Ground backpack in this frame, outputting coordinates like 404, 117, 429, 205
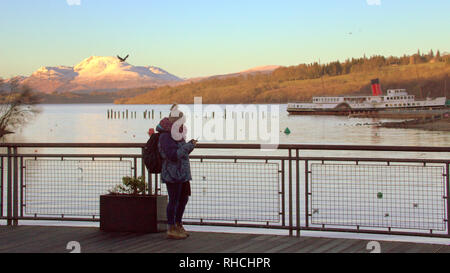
142, 133, 162, 173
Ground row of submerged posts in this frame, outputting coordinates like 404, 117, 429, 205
107, 109, 163, 120
106, 109, 270, 120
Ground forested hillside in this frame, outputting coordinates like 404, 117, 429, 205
116, 51, 450, 104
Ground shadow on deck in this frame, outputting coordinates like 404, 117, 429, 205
0, 226, 449, 253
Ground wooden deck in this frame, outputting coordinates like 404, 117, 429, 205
0, 225, 449, 253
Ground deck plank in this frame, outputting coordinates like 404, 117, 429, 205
0, 225, 449, 253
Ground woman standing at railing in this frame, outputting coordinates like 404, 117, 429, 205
157, 104, 197, 240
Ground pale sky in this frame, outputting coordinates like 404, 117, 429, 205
0, 0, 449, 79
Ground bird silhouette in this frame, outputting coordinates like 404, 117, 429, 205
117, 54, 129, 62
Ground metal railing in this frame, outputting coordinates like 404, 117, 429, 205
0, 142, 449, 239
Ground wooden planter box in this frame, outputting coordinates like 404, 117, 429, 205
100, 194, 167, 233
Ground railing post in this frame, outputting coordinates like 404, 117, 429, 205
1, 156, 3, 219
133, 157, 137, 179
281, 160, 285, 228
13, 146, 18, 226
295, 149, 300, 237
20, 156, 24, 219
6, 147, 12, 226
447, 163, 450, 237
288, 149, 293, 236
141, 148, 146, 195
305, 160, 309, 229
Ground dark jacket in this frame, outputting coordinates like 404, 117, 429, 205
156, 118, 194, 183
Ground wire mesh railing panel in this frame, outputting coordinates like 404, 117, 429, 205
310, 163, 447, 231
24, 159, 132, 216
161, 161, 280, 223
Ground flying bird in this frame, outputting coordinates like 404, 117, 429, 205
117, 54, 129, 62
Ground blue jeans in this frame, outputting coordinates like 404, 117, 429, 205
166, 182, 189, 226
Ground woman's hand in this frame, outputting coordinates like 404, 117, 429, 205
189, 139, 198, 146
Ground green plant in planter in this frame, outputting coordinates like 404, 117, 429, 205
109, 176, 147, 195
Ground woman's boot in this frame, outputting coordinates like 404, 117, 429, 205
167, 225, 187, 240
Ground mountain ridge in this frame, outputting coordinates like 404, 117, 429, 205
15, 56, 182, 94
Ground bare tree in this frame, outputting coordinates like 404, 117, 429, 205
0, 77, 41, 139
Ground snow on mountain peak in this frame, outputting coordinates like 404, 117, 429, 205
22, 56, 182, 93
74, 56, 124, 75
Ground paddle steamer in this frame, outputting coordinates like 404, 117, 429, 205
287, 79, 447, 115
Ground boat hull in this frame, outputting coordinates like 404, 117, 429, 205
287, 105, 449, 116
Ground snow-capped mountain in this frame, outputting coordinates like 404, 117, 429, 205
19, 56, 182, 93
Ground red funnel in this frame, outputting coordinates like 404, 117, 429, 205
371, 79, 382, 96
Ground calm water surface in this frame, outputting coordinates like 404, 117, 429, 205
4, 103, 449, 158
4, 103, 449, 144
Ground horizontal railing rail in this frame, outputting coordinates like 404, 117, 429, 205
0, 143, 449, 239
1, 142, 449, 152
